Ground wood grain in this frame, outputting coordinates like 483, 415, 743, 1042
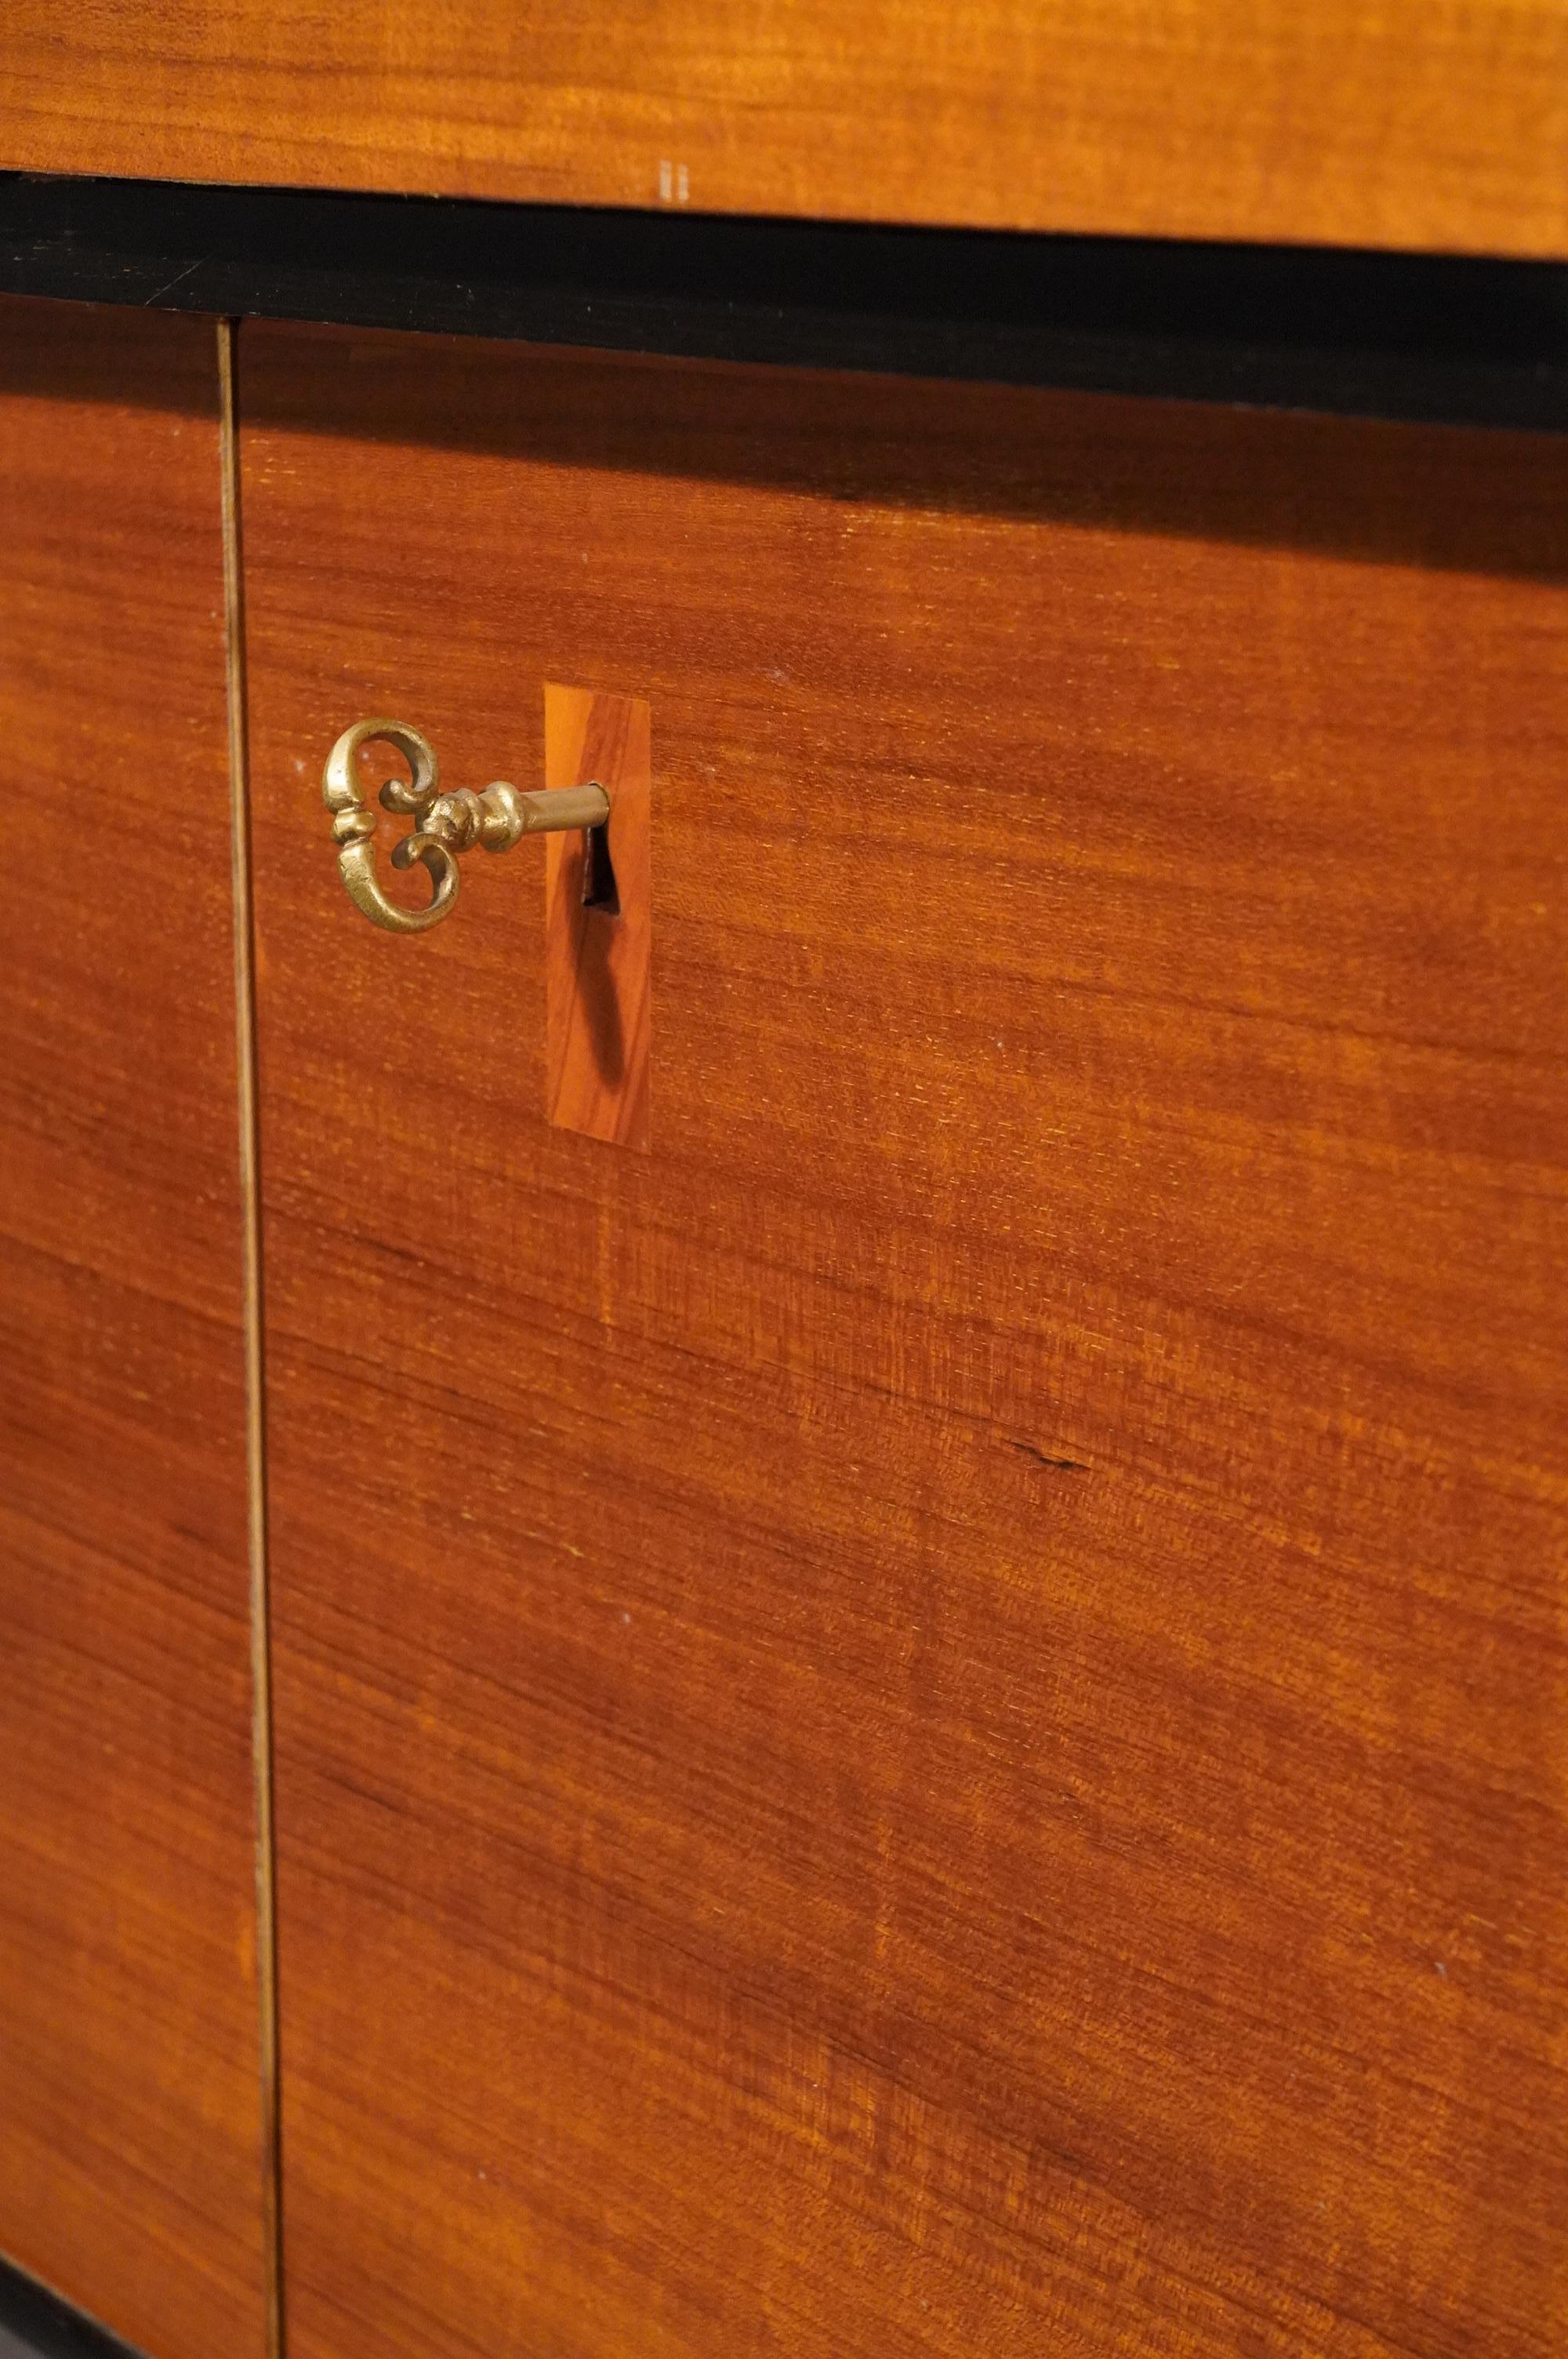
546, 683, 652, 1150
241, 318, 1568, 2359
0, 299, 267, 2359
2, 0, 1566, 260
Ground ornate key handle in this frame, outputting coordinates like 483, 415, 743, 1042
323, 718, 612, 935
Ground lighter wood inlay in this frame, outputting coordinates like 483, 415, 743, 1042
219, 314, 285, 2359
544, 682, 652, 1150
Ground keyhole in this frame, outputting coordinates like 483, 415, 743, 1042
581, 820, 619, 915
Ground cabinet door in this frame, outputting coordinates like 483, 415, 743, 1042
241, 320, 1568, 2359
0, 300, 268, 2359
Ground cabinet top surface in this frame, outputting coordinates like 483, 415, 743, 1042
0, 0, 1566, 262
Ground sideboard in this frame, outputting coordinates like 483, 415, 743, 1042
0, 14, 1564, 2357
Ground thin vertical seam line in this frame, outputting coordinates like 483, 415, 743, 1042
218, 314, 285, 2359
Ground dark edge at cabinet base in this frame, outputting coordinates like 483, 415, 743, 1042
0, 172, 1563, 430
0, 2261, 143, 2359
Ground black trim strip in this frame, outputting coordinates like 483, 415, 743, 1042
0, 2261, 142, 2359
1, 173, 1564, 430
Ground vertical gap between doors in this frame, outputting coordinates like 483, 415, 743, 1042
218, 314, 285, 2359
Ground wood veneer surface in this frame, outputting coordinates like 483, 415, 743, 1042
0, 296, 267, 2359
241, 318, 1568, 2359
1, 1, 1566, 260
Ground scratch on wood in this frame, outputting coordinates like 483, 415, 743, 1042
1010, 1440, 1090, 1472
143, 257, 202, 306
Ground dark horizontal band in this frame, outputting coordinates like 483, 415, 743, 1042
0, 2258, 140, 2359
0, 172, 1564, 430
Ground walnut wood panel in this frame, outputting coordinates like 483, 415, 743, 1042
2, 2, 1568, 261
0, 298, 268, 2359
241, 318, 1568, 2359
546, 683, 652, 1150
